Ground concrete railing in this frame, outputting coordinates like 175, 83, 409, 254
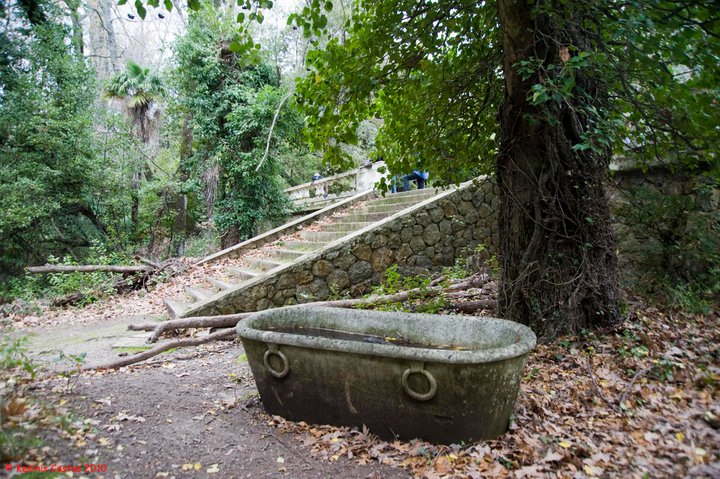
286, 161, 386, 211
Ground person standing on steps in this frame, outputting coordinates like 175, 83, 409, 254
311, 172, 328, 198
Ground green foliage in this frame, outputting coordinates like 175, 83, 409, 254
0, 429, 43, 464
373, 264, 430, 296
172, 7, 297, 242
183, 227, 221, 258
617, 186, 719, 312
442, 260, 470, 282
104, 61, 164, 143
294, 1, 501, 187
55, 351, 87, 394
0, 335, 84, 465
105, 61, 164, 109
473, 244, 500, 276
414, 296, 449, 314
602, 2, 719, 174
291, 0, 718, 206
0, 336, 43, 462
9, 242, 125, 304
0, 337, 39, 381
0, 3, 99, 276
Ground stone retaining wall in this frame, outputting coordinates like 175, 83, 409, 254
194, 179, 498, 316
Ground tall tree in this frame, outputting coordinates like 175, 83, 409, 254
289, 0, 718, 338
105, 61, 164, 144
104, 61, 165, 234
0, 0, 100, 274
172, 7, 294, 248
495, 1, 620, 336
86, 0, 122, 79
125, 0, 718, 337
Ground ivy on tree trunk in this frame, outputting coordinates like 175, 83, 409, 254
497, 0, 622, 338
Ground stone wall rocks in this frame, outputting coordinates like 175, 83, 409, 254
198, 179, 498, 316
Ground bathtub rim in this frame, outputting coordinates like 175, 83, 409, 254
236, 305, 536, 365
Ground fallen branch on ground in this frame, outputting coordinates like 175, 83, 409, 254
129, 273, 494, 344
32, 257, 191, 306
88, 328, 235, 370
110, 273, 496, 369
443, 299, 496, 313
134, 255, 162, 269
130, 313, 252, 343
27, 264, 150, 274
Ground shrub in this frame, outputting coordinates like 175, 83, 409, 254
617, 186, 719, 312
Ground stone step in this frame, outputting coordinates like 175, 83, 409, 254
185, 286, 215, 302
366, 189, 436, 206
391, 186, 439, 197
226, 266, 259, 281
360, 203, 425, 214
292, 193, 356, 211
280, 240, 325, 252
207, 276, 237, 290
298, 230, 349, 242
321, 221, 374, 233
337, 212, 390, 223
265, 248, 307, 262
164, 299, 192, 320
245, 257, 286, 272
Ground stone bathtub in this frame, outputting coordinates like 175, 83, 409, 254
236, 305, 536, 443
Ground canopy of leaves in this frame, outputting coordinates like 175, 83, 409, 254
105, 61, 164, 111
0, 3, 98, 274
295, 0, 502, 186
104, 61, 165, 144
171, 6, 296, 242
291, 0, 718, 185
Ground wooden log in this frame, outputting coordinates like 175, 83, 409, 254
133, 255, 162, 269
444, 299, 497, 313
27, 264, 151, 274
146, 313, 250, 343
129, 273, 494, 343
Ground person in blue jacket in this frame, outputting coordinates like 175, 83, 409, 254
403, 170, 429, 191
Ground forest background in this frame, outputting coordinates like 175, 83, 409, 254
0, 0, 718, 318
0, 0, 379, 300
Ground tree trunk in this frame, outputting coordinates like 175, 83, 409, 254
27, 264, 150, 274
130, 170, 141, 236
221, 224, 240, 249
496, 0, 621, 339
87, 0, 120, 79
173, 114, 193, 256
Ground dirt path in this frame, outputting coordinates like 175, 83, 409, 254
24, 314, 163, 371
26, 341, 409, 479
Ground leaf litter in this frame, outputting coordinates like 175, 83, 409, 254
254, 300, 719, 478
3, 246, 718, 478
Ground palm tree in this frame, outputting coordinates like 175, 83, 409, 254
104, 61, 164, 144
104, 61, 165, 235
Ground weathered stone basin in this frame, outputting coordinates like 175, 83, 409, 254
236, 305, 536, 443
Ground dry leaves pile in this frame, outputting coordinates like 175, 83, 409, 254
264, 303, 719, 478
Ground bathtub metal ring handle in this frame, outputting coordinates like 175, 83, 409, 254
401, 365, 437, 402
263, 346, 289, 379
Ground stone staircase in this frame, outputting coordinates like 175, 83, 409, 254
164, 187, 440, 319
